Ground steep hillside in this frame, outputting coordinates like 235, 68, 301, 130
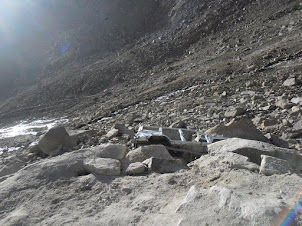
0, 0, 302, 121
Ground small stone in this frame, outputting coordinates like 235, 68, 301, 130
293, 119, 302, 131
105, 128, 119, 139
224, 107, 246, 118
291, 97, 302, 105
114, 124, 135, 138
245, 81, 255, 87
283, 77, 297, 87
276, 98, 293, 109
221, 91, 227, 97
169, 120, 187, 129
291, 106, 301, 113
261, 119, 278, 128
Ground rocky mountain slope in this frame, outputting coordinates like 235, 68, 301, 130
1, 0, 302, 225
1, 0, 302, 121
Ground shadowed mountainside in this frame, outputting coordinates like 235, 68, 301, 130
0, 0, 301, 120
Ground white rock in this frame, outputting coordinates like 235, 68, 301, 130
84, 158, 121, 176
105, 128, 119, 139
291, 97, 302, 105
283, 77, 297, 87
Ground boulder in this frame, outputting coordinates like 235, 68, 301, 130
38, 127, 76, 156
205, 117, 268, 142
92, 144, 127, 160
125, 162, 146, 175
84, 158, 121, 176
126, 145, 174, 163
208, 138, 302, 173
224, 107, 246, 118
143, 157, 188, 173
259, 155, 292, 176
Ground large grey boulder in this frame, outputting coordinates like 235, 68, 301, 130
205, 117, 268, 142
38, 127, 76, 156
91, 144, 127, 160
126, 145, 174, 163
84, 158, 121, 176
260, 155, 293, 176
143, 157, 188, 173
208, 138, 302, 173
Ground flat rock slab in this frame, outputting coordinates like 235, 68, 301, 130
205, 117, 268, 142
84, 158, 121, 176
143, 157, 188, 173
260, 155, 292, 176
126, 145, 174, 163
